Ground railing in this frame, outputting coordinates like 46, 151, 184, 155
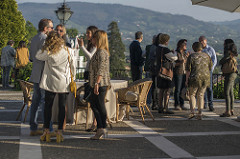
75, 68, 240, 99
75, 67, 132, 81
213, 74, 240, 99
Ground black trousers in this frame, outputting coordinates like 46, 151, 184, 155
44, 90, 68, 130
131, 65, 143, 82
90, 86, 108, 129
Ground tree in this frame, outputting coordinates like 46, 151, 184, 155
67, 28, 79, 38
107, 21, 126, 76
25, 21, 37, 43
0, 0, 27, 51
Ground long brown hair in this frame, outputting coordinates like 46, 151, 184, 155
42, 31, 65, 54
86, 26, 98, 51
93, 30, 110, 56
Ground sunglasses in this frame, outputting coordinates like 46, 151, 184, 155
48, 27, 54, 29
56, 29, 63, 33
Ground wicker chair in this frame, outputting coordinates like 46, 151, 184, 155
75, 85, 112, 129
75, 85, 91, 129
16, 80, 34, 122
115, 78, 154, 123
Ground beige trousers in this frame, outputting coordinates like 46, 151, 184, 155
189, 86, 207, 115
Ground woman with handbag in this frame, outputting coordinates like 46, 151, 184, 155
156, 34, 178, 114
219, 39, 238, 117
36, 31, 75, 143
89, 30, 110, 140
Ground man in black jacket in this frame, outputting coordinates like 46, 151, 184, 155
129, 31, 145, 81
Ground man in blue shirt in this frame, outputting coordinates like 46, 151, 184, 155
129, 31, 145, 81
199, 36, 217, 111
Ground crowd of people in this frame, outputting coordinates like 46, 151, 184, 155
0, 18, 238, 143
129, 31, 238, 120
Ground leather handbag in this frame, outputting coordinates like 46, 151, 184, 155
158, 48, 173, 81
180, 87, 190, 101
66, 47, 77, 98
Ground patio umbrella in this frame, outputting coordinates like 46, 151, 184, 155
191, 0, 240, 12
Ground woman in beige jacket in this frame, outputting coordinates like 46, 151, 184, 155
89, 30, 110, 140
36, 31, 75, 143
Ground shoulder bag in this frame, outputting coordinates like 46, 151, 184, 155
66, 47, 77, 98
158, 48, 173, 81
221, 56, 238, 74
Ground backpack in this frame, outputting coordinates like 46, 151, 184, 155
221, 56, 238, 74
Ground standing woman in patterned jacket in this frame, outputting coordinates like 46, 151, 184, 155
89, 30, 110, 140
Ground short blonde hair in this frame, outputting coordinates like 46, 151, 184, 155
42, 31, 65, 54
93, 30, 110, 56
159, 34, 170, 44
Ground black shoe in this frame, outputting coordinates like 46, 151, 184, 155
158, 108, 164, 114
152, 105, 158, 110
209, 107, 214, 111
180, 105, 188, 110
174, 106, 181, 110
164, 110, 174, 114
220, 113, 230, 117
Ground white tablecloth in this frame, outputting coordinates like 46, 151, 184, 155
52, 80, 128, 124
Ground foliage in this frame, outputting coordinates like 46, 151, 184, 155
213, 78, 240, 99
14, 63, 33, 90
25, 21, 37, 44
107, 21, 126, 77
0, 0, 27, 52
67, 28, 79, 38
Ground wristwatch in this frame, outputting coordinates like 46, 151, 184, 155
95, 83, 99, 85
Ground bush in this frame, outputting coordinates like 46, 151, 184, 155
213, 79, 240, 99
14, 63, 32, 90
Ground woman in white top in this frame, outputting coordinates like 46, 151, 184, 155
36, 31, 75, 143
78, 26, 98, 80
78, 26, 98, 132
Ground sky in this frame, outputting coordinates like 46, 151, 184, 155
16, 0, 240, 22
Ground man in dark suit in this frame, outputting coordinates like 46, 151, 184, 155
129, 31, 145, 81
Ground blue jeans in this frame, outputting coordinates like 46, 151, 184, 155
2, 66, 12, 88
145, 72, 152, 106
30, 83, 53, 131
204, 72, 213, 108
174, 74, 185, 107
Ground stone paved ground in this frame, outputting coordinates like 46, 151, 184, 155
1, 88, 240, 159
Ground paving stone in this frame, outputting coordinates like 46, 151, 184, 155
0, 122, 21, 136
166, 134, 240, 157
0, 139, 19, 159
64, 122, 139, 136
0, 101, 23, 110
41, 137, 169, 159
0, 112, 20, 121
144, 120, 240, 133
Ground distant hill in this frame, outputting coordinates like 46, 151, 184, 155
18, 2, 240, 53
213, 19, 240, 34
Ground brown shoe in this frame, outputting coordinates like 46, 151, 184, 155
188, 113, 195, 119
195, 114, 202, 120
30, 130, 43, 136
